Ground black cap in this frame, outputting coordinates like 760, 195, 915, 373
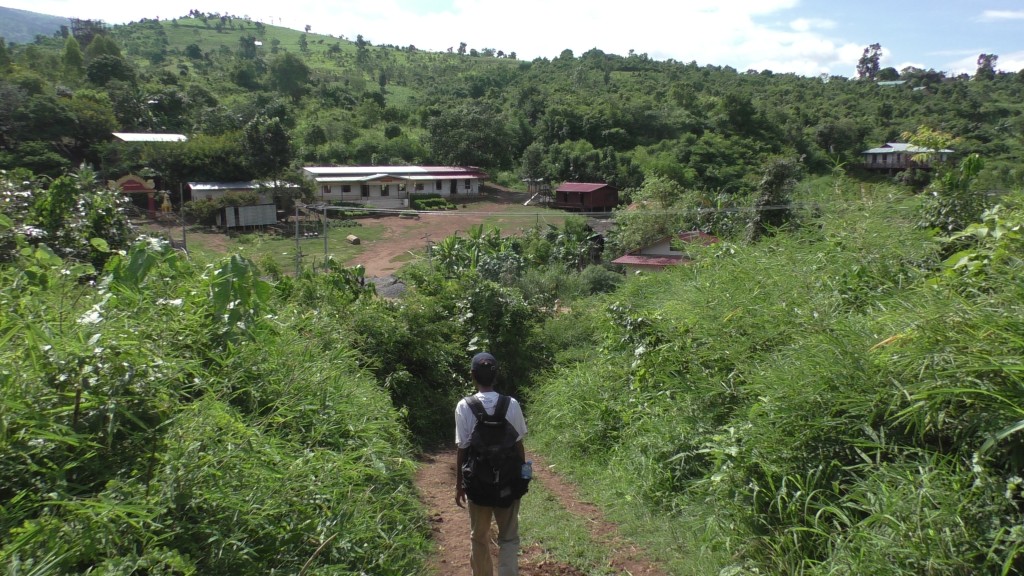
471, 352, 498, 384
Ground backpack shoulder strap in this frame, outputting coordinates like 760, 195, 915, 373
465, 395, 487, 422
493, 394, 510, 420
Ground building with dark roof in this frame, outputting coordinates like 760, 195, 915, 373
552, 182, 619, 212
612, 230, 719, 273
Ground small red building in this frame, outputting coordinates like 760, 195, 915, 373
552, 182, 618, 212
612, 230, 720, 273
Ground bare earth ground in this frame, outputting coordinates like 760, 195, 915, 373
417, 449, 668, 576
346, 186, 547, 277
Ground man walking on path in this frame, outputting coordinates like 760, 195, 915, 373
455, 352, 528, 576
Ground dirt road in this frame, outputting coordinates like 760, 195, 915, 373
343, 187, 558, 277
416, 449, 668, 575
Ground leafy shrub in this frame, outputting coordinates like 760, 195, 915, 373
578, 264, 623, 295
182, 191, 260, 225
0, 239, 432, 574
411, 194, 455, 210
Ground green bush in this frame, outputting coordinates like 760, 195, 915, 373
182, 191, 260, 225
0, 239, 431, 574
410, 194, 455, 211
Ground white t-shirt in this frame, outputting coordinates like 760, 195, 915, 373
455, 391, 527, 449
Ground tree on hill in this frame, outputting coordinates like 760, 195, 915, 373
70, 18, 107, 48
84, 34, 121, 60
61, 35, 84, 78
269, 52, 310, 101
426, 100, 515, 168
857, 43, 882, 80
86, 54, 136, 86
244, 115, 293, 177
975, 53, 998, 81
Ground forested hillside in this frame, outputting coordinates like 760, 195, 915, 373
2, 10, 1024, 576
0, 6, 68, 44
2, 12, 1023, 196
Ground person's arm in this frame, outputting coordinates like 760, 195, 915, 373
455, 447, 468, 508
516, 440, 525, 462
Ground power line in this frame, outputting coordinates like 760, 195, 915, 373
298, 201, 912, 220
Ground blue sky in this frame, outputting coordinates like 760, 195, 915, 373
3, 0, 1022, 77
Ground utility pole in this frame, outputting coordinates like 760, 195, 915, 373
294, 203, 301, 276
179, 182, 187, 252
323, 204, 328, 263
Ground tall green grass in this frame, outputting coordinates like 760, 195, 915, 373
527, 188, 1024, 573
0, 239, 431, 574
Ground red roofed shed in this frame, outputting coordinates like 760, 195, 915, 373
612, 230, 720, 273
552, 182, 618, 212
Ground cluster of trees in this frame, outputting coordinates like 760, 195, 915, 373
3, 17, 1024, 210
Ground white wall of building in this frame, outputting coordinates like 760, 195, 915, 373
316, 179, 481, 205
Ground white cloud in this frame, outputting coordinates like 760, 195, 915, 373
790, 17, 836, 32
998, 51, 1024, 73
977, 10, 1024, 21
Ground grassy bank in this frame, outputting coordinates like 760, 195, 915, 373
527, 186, 1024, 574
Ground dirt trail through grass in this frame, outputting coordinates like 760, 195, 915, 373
416, 449, 668, 575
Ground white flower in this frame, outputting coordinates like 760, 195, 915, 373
78, 307, 103, 325
144, 236, 167, 250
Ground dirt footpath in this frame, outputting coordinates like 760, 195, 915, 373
416, 449, 668, 575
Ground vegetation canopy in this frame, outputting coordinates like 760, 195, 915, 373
1, 11, 1023, 575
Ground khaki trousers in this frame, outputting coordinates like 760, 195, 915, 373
468, 499, 520, 576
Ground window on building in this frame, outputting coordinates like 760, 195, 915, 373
381, 184, 390, 196
342, 184, 351, 193
361, 185, 370, 197
435, 181, 442, 190
415, 183, 424, 191
322, 185, 330, 195
464, 179, 471, 190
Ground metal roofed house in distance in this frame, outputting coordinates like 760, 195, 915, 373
188, 180, 299, 205
188, 180, 299, 228
862, 142, 953, 172
551, 182, 619, 212
612, 230, 720, 273
112, 132, 188, 142
302, 165, 488, 208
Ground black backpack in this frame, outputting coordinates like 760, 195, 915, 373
461, 394, 528, 507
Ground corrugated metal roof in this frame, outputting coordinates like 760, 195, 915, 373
189, 181, 258, 191
611, 254, 690, 267
677, 230, 720, 245
315, 174, 479, 183
303, 165, 487, 177
862, 142, 954, 154
556, 182, 614, 193
113, 132, 188, 142
189, 180, 298, 191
